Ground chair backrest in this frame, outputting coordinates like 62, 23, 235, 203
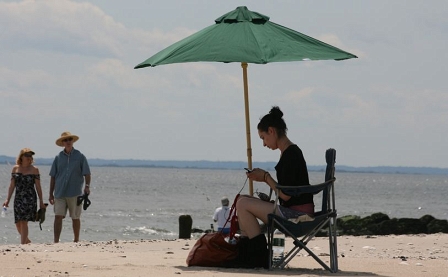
320, 148, 336, 213
268, 148, 338, 272
325, 148, 336, 182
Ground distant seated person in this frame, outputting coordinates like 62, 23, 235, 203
213, 197, 231, 235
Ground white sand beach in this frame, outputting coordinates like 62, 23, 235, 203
1, 234, 447, 277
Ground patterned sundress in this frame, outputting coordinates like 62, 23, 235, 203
11, 173, 39, 223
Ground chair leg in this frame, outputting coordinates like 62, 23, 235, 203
268, 224, 273, 270
271, 217, 337, 273
329, 217, 338, 272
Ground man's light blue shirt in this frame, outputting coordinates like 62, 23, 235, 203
49, 148, 91, 198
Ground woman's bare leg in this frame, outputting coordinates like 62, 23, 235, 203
236, 196, 276, 239
16, 221, 30, 244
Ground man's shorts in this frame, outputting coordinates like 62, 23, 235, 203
54, 197, 82, 219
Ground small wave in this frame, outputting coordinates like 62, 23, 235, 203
122, 226, 176, 237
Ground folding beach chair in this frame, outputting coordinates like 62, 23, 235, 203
267, 148, 338, 272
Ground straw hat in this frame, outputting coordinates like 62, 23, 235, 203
55, 131, 79, 147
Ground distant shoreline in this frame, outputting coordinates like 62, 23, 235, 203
1, 155, 447, 175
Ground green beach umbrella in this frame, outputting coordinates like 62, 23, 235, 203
135, 6, 357, 195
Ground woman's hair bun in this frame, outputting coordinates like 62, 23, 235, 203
269, 106, 283, 119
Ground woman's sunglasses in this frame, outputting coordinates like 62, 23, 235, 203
23, 153, 34, 158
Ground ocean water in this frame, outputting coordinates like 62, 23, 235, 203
1, 165, 447, 245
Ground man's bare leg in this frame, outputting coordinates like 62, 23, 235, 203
72, 218, 80, 242
54, 215, 64, 243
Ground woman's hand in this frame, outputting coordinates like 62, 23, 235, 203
246, 168, 267, 182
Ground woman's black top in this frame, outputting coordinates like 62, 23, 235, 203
275, 144, 313, 207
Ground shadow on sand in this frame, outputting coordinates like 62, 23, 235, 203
175, 266, 382, 276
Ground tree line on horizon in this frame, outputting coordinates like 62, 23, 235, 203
0, 155, 447, 175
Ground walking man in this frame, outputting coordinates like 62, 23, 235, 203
49, 131, 91, 243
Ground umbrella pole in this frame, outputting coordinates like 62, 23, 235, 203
241, 62, 253, 195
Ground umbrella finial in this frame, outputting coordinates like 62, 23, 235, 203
215, 6, 270, 24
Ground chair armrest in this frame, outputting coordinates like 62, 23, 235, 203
276, 178, 335, 196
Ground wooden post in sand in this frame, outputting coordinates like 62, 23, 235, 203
179, 215, 192, 239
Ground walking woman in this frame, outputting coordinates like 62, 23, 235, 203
2, 148, 45, 244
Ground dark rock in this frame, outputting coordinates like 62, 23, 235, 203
363, 213, 390, 224
191, 228, 204, 233
337, 214, 390, 236
333, 213, 448, 236
419, 214, 436, 225
427, 219, 448, 233
378, 218, 427, 235
397, 218, 427, 234
337, 215, 362, 235
376, 219, 394, 235
357, 213, 390, 235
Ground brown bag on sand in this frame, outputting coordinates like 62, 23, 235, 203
186, 232, 238, 267
187, 194, 240, 267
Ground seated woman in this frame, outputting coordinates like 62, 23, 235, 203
225, 106, 314, 269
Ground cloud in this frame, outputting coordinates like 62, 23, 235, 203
0, 0, 195, 59
1, 0, 117, 56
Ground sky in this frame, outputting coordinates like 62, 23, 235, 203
1, 0, 447, 168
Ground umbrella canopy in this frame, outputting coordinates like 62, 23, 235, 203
135, 6, 356, 67
135, 6, 357, 194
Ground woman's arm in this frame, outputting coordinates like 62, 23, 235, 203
264, 172, 291, 202
247, 168, 291, 201
3, 167, 17, 207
